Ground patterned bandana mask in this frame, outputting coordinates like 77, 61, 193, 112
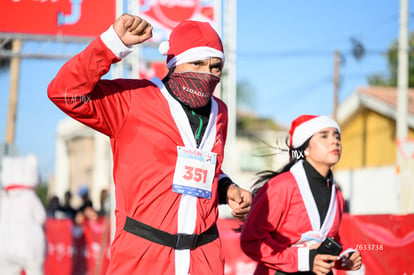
166, 72, 220, 108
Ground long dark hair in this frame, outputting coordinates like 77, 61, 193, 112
251, 138, 310, 197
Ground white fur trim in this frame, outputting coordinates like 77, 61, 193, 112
152, 77, 219, 275
176, 194, 197, 275
291, 161, 320, 230
166, 46, 225, 69
1, 155, 39, 187
320, 183, 337, 234
297, 246, 310, 271
100, 26, 133, 59
290, 160, 339, 236
292, 116, 340, 148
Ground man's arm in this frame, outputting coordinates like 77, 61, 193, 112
47, 14, 153, 136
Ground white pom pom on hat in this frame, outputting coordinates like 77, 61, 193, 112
289, 115, 341, 149
158, 41, 170, 56
159, 20, 224, 69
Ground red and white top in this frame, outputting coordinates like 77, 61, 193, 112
48, 27, 229, 275
240, 160, 345, 275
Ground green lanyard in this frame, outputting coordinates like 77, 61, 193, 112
191, 110, 203, 142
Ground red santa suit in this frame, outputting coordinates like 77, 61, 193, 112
48, 26, 229, 274
0, 155, 46, 275
240, 160, 345, 275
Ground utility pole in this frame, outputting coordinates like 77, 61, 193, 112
5, 39, 21, 151
396, 0, 413, 214
397, 0, 408, 142
222, 0, 237, 177
332, 50, 341, 121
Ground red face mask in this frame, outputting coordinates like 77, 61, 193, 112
166, 72, 220, 108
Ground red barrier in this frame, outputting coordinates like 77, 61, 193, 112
43, 214, 414, 275
217, 218, 257, 275
44, 218, 110, 275
336, 214, 414, 275
44, 219, 76, 275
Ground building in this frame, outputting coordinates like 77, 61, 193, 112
50, 118, 112, 209
335, 86, 414, 214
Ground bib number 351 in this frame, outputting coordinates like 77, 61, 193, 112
183, 166, 208, 183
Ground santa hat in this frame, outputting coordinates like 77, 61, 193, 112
1, 155, 39, 188
159, 20, 224, 70
289, 115, 341, 149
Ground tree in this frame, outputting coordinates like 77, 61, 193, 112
235, 80, 282, 134
236, 80, 256, 110
368, 32, 414, 87
35, 182, 49, 208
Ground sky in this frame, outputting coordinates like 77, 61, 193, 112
1, 0, 413, 179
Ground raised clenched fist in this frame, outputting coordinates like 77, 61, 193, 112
113, 13, 153, 46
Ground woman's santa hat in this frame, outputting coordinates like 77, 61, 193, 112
159, 20, 224, 70
289, 115, 341, 149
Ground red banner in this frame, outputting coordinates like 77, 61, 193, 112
336, 214, 414, 275
39, 214, 414, 275
139, 0, 216, 43
0, 0, 116, 37
140, 0, 215, 30
44, 219, 75, 275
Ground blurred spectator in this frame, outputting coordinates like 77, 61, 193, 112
75, 186, 97, 224
97, 189, 110, 217
59, 190, 76, 220
77, 185, 93, 213
47, 195, 61, 218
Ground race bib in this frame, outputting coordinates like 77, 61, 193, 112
172, 146, 217, 199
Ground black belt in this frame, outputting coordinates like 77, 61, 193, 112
123, 216, 219, 250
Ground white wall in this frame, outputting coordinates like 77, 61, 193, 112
335, 166, 400, 214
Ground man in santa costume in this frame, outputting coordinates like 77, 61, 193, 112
0, 155, 46, 275
48, 14, 251, 275
240, 115, 362, 275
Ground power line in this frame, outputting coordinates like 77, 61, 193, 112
264, 76, 332, 102
238, 14, 402, 59
237, 49, 387, 59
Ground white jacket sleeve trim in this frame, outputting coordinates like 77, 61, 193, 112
100, 26, 133, 59
298, 247, 310, 272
